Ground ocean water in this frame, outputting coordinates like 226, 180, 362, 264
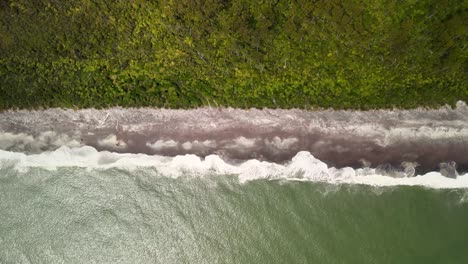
1, 148, 468, 264
1, 105, 468, 263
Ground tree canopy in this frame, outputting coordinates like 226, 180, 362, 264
0, 0, 466, 109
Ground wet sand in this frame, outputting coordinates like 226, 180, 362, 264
1, 103, 467, 174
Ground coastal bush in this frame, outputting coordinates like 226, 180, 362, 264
0, 0, 466, 109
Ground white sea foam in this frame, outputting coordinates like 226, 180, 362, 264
226, 137, 258, 149
97, 134, 127, 150
264, 137, 299, 150
0, 131, 81, 152
146, 139, 179, 151
0, 146, 467, 189
181, 140, 217, 150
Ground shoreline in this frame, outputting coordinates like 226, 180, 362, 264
1, 103, 467, 174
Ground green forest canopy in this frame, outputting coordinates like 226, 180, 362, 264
0, 0, 466, 109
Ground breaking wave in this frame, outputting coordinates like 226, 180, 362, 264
1, 146, 467, 189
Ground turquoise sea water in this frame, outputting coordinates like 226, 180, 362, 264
1, 167, 468, 264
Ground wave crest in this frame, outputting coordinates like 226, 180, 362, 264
1, 146, 467, 188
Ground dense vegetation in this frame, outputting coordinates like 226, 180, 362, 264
0, 0, 466, 109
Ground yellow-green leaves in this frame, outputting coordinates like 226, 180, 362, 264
0, 0, 466, 110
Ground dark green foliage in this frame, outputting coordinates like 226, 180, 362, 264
0, 0, 466, 110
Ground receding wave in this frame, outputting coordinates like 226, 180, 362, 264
1, 146, 467, 189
